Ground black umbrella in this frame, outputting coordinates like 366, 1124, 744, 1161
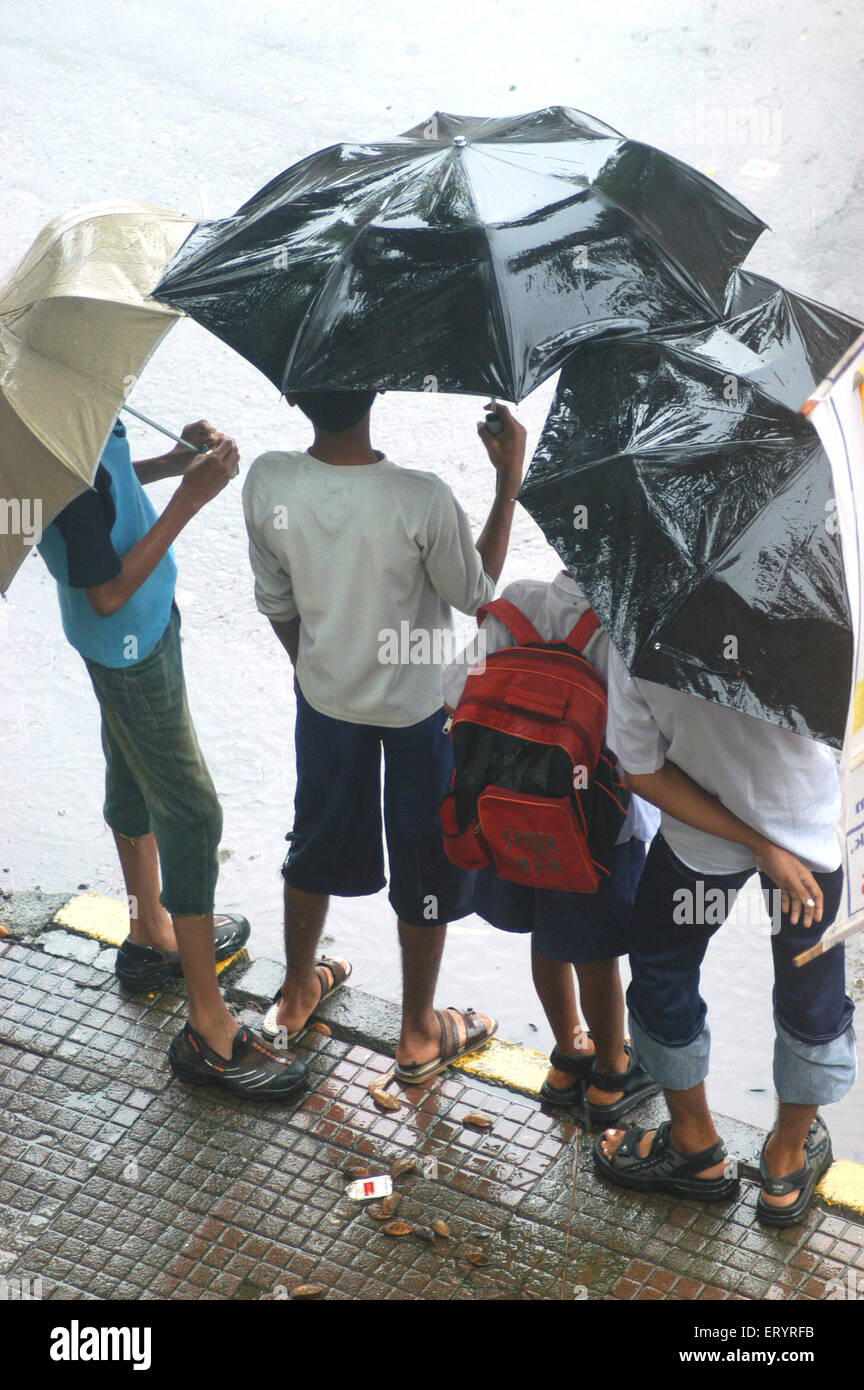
519, 281, 862, 746
154, 107, 765, 402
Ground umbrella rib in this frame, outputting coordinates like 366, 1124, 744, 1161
1, 291, 175, 319
522, 436, 796, 499
453, 152, 521, 400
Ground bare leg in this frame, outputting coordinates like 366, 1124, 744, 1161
172, 913, 239, 1058
395, 918, 494, 1069
532, 951, 630, 1102
531, 950, 587, 1050
600, 1082, 728, 1180
113, 831, 238, 1058
575, 959, 629, 1106
273, 884, 347, 1034
760, 1102, 819, 1209
395, 919, 447, 1067
112, 831, 176, 952
531, 948, 594, 1092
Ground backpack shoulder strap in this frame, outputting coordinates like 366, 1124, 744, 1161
563, 608, 601, 653
476, 597, 544, 646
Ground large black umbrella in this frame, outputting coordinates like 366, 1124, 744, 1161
154, 107, 765, 402
519, 279, 862, 746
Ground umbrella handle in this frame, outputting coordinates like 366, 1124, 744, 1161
485, 396, 505, 436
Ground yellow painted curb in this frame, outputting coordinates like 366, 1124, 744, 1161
456, 1040, 864, 1218
54, 892, 129, 946
451, 1037, 549, 1098
30, 896, 864, 1208
50, 892, 248, 974
818, 1159, 864, 1217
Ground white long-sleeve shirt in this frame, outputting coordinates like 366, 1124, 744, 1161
604, 661, 841, 875
242, 449, 494, 727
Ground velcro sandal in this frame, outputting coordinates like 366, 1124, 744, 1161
585, 1043, 660, 1125
593, 1119, 739, 1201
539, 1042, 595, 1107
756, 1115, 832, 1227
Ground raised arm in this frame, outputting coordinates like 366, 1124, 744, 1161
86, 437, 239, 616
474, 403, 526, 584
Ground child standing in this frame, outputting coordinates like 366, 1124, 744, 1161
242, 391, 526, 1080
443, 569, 660, 1124
594, 634, 854, 1224
38, 417, 307, 1100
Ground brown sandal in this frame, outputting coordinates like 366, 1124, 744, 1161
394, 1006, 498, 1083
260, 956, 352, 1042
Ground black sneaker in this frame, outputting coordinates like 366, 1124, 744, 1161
168, 1022, 308, 1099
115, 913, 251, 992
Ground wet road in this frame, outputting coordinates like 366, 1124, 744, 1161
1, 0, 863, 1156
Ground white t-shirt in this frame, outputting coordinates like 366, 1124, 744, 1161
242, 450, 494, 727
442, 572, 661, 845
603, 626, 842, 875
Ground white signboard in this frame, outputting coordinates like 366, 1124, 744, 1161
797, 331, 864, 964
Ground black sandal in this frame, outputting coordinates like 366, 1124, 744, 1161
539, 1042, 595, 1107
593, 1119, 739, 1201
585, 1044, 660, 1125
756, 1116, 832, 1227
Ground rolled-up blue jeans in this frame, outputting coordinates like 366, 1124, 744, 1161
627, 835, 856, 1106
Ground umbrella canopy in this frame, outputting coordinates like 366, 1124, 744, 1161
0, 201, 195, 592
519, 283, 863, 747
721, 268, 864, 409
154, 106, 766, 402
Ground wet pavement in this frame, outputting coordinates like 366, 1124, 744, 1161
2, 910, 863, 1302
2, 0, 864, 1155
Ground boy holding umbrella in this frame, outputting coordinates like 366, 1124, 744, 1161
38, 417, 308, 1100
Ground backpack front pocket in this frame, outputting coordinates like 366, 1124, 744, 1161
476, 787, 600, 893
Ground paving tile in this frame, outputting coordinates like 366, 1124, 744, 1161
2, 939, 864, 1301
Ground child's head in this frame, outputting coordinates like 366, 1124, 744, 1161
287, 389, 377, 433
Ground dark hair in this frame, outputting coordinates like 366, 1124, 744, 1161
290, 389, 377, 433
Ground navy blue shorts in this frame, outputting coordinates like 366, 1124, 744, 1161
470, 836, 648, 963
283, 687, 474, 928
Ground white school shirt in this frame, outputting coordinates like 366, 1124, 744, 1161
242, 450, 494, 727
603, 634, 842, 876
442, 572, 660, 845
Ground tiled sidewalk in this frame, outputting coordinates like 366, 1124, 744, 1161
1, 930, 863, 1301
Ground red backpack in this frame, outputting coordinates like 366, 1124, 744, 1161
440, 598, 629, 893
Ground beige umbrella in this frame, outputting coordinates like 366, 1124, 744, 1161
0, 200, 196, 592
